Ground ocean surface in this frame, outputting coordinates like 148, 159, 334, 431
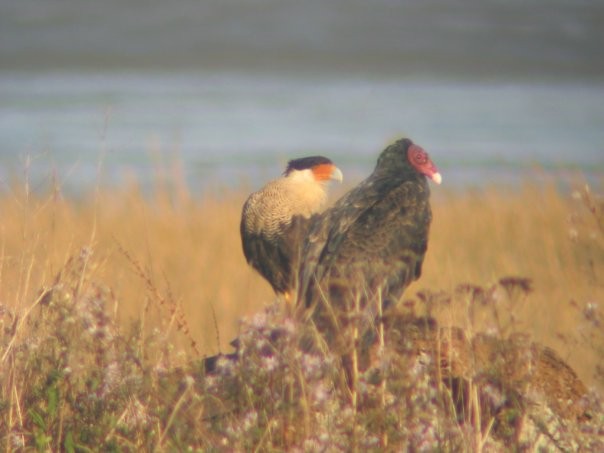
1, 1, 603, 195
1, 71, 602, 195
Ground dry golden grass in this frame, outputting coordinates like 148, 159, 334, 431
423, 183, 604, 391
0, 175, 602, 393
0, 181, 272, 358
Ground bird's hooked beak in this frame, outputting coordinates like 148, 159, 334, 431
422, 153, 441, 185
312, 163, 343, 183
330, 166, 344, 183
419, 161, 442, 185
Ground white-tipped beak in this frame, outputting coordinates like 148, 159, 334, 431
331, 166, 344, 183
431, 172, 442, 185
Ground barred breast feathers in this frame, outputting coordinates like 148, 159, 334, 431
242, 169, 329, 240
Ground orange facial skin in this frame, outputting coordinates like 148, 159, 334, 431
312, 163, 338, 182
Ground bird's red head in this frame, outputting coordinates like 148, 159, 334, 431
407, 144, 442, 184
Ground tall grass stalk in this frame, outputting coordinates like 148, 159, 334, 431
0, 165, 601, 450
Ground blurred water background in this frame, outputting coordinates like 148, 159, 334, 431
1, 0, 603, 194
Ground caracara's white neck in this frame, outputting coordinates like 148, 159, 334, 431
285, 169, 328, 216
287, 168, 319, 183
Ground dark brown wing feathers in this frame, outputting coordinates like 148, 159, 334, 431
298, 139, 433, 314
241, 214, 312, 294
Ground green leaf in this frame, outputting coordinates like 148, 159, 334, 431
47, 386, 59, 418
33, 431, 50, 451
64, 431, 75, 453
28, 409, 46, 430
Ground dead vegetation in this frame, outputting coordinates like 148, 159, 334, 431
0, 169, 602, 450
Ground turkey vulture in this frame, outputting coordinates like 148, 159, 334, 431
297, 138, 441, 347
241, 156, 343, 299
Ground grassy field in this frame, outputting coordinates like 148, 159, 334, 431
0, 172, 602, 450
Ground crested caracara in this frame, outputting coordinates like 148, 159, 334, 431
241, 156, 343, 298
297, 138, 441, 348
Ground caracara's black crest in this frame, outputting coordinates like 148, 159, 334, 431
285, 156, 333, 175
